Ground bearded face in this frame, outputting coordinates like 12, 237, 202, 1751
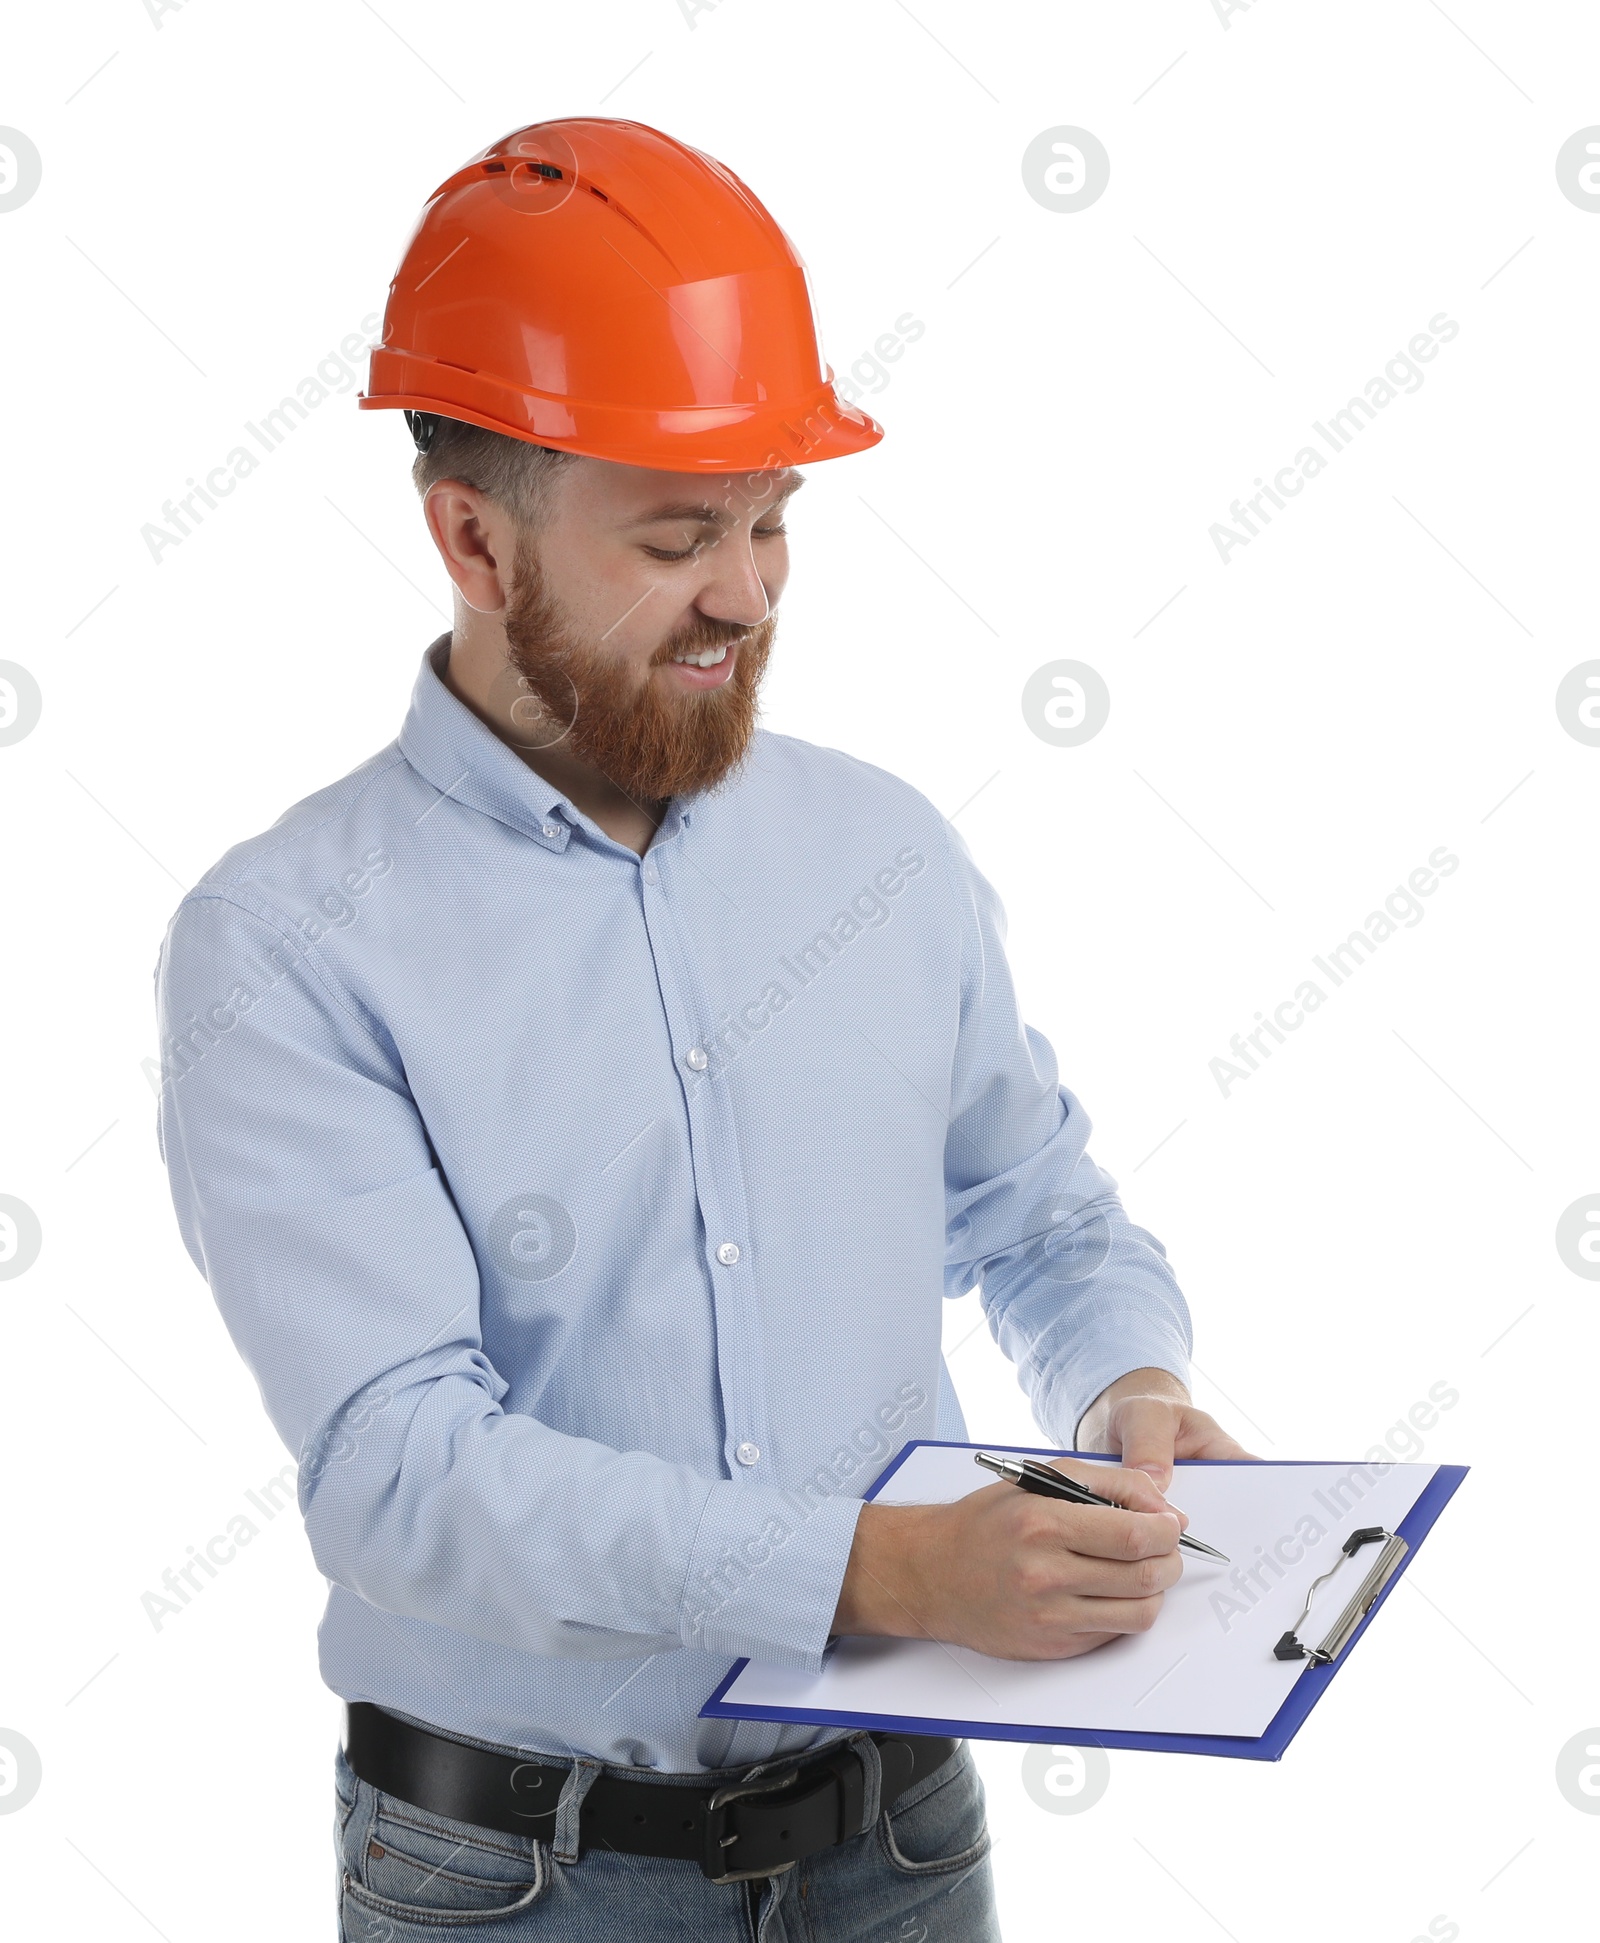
500, 527, 777, 805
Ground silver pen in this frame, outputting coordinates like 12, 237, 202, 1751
975, 1451, 1230, 1562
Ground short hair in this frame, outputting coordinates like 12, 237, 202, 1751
410, 418, 580, 528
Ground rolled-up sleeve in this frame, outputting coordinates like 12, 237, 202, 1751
936, 822, 1194, 1447
154, 891, 860, 1673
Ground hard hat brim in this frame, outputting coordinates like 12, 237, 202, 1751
360, 353, 882, 475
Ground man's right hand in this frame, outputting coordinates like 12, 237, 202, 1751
830, 1460, 1187, 1661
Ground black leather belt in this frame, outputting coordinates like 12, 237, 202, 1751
344, 1701, 957, 1884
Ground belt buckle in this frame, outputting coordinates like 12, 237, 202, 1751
700, 1764, 807, 1884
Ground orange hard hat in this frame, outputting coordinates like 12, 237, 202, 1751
360, 118, 884, 474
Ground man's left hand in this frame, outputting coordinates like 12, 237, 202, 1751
1075, 1366, 1256, 1494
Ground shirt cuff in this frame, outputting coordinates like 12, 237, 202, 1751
679, 1479, 865, 1674
1046, 1328, 1194, 1450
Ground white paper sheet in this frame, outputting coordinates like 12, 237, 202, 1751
715, 1445, 1440, 1740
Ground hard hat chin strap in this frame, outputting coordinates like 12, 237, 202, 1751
405, 410, 441, 454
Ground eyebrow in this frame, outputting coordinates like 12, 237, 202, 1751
625, 472, 806, 528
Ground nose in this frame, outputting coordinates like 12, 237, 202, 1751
692, 528, 774, 630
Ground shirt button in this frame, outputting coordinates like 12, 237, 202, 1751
716, 1241, 741, 1266
643, 861, 658, 885
685, 1047, 708, 1072
541, 823, 559, 840
735, 1441, 761, 1467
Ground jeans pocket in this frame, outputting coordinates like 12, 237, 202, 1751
876, 1743, 992, 1879
341, 1786, 549, 1933
335, 1744, 360, 1842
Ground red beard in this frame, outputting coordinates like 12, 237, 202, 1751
501, 530, 776, 804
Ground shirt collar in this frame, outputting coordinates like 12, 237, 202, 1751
397, 635, 698, 855
397, 635, 575, 852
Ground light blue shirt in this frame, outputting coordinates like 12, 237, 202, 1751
153, 635, 1193, 1773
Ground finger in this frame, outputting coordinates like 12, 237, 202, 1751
988, 1628, 1128, 1665
1179, 1426, 1257, 1461
987, 1594, 1170, 1659
1046, 1545, 1185, 1602
1113, 1400, 1180, 1491
1053, 1593, 1169, 1639
1040, 1629, 1123, 1662
1045, 1502, 1183, 1562
1104, 1467, 1189, 1529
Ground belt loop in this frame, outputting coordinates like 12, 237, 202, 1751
552, 1756, 604, 1864
851, 1732, 883, 1836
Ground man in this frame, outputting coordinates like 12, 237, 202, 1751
154, 119, 1250, 1940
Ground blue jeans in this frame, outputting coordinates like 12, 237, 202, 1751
333, 1731, 1002, 1940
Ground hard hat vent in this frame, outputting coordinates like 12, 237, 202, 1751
479, 159, 563, 181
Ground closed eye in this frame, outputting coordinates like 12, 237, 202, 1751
643, 525, 786, 562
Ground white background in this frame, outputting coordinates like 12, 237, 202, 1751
3, 2, 1597, 1938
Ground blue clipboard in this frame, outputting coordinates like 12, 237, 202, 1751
702, 1440, 1470, 1761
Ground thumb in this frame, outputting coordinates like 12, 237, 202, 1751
1113, 1401, 1179, 1494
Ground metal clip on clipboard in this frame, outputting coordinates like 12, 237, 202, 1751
1272, 1525, 1410, 1666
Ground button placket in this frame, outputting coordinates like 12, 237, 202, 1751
633, 826, 774, 1485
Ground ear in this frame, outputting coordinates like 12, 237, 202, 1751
423, 481, 517, 614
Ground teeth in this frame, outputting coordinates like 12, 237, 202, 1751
669, 643, 729, 668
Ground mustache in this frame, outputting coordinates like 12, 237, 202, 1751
651, 614, 771, 663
